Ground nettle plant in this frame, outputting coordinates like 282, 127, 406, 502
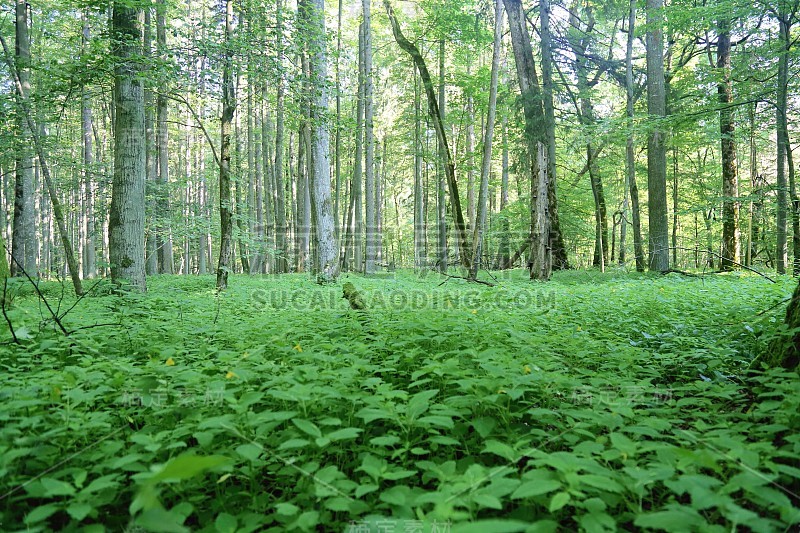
0, 272, 798, 532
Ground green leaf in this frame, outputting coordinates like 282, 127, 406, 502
148, 453, 232, 484
511, 479, 561, 499
66, 502, 93, 521
25, 504, 60, 524
451, 519, 530, 533
40, 477, 76, 496
326, 427, 362, 441
274, 502, 300, 515
634, 508, 705, 530
235, 443, 263, 462
482, 440, 517, 461
292, 418, 322, 438
214, 512, 238, 533
549, 491, 571, 512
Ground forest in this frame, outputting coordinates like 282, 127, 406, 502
1, 0, 800, 531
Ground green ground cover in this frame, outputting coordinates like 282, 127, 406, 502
0, 270, 798, 532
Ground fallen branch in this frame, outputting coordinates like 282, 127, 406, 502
437, 272, 495, 287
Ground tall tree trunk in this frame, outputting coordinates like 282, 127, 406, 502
216, 0, 235, 290
300, 0, 339, 282
718, 15, 740, 271
144, 8, 158, 277
384, 0, 472, 270
334, 0, 343, 243
11, 0, 35, 277
437, 40, 448, 273
364, 0, 377, 275
540, 0, 568, 270
351, 23, 365, 272
274, 0, 288, 273
776, 11, 790, 274
496, 114, 511, 268
626, 0, 645, 271
82, 16, 96, 279
466, 61, 476, 230
645, 0, 669, 272
503, 0, 551, 280
469, 0, 502, 279
109, 3, 146, 291
414, 68, 425, 271
156, 0, 174, 274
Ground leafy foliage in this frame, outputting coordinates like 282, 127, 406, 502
0, 271, 798, 531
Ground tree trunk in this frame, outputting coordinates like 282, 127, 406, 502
301, 0, 340, 282
645, 0, 669, 272
503, 0, 551, 280
82, 15, 96, 279
540, 0, 568, 271
469, 0, 502, 279
364, 0, 377, 275
776, 11, 790, 274
627, 0, 645, 272
437, 40, 448, 273
109, 3, 147, 291
757, 278, 800, 369
216, 0, 235, 290
384, 0, 472, 271
414, 68, 425, 271
156, 0, 174, 274
11, 0, 35, 277
144, 9, 158, 277
718, 15, 740, 271
274, 0, 288, 273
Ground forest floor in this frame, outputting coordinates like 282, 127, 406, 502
1, 269, 799, 532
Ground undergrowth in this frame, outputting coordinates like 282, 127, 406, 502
0, 269, 798, 532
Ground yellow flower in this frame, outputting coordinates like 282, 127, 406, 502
165, 357, 175, 366
576, 326, 582, 332
226, 371, 236, 379
523, 365, 531, 375
293, 344, 303, 353
471, 309, 477, 314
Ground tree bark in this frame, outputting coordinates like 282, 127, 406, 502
776, 10, 790, 274
144, 8, 158, 277
109, 3, 147, 291
274, 0, 288, 273
11, 0, 35, 277
414, 68, 425, 271
216, 0, 235, 290
503, 0, 551, 280
82, 15, 96, 279
300, 0, 340, 282
627, 0, 645, 272
646, 0, 669, 272
540, 0, 568, 271
364, 0, 377, 275
718, 15, 740, 271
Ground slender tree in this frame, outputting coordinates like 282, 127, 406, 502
384, 0, 472, 270
469, 0, 502, 279
364, 0, 377, 275
216, 0, 236, 290
645, 0, 669, 272
718, 14, 740, 270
